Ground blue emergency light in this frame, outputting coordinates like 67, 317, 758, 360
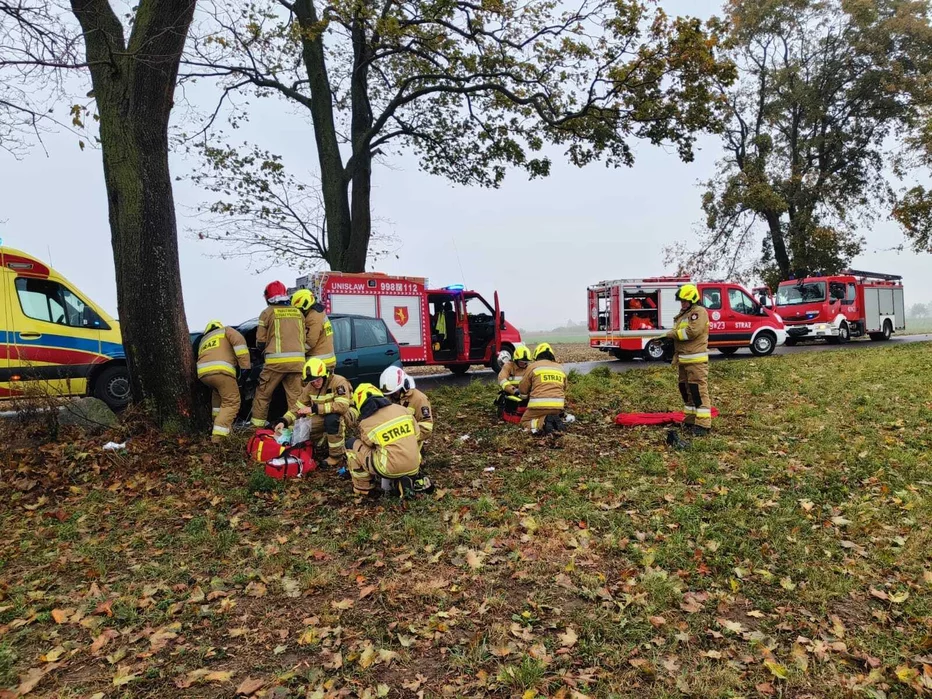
444, 284, 465, 291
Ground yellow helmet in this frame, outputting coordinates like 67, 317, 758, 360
291, 288, 315, 312
204, 320, 224, 333
513, 345, 532, 362
534, 342, 554, 360
676, 284, 700, 304
352, 382, 383, 411
302, 357, 328, 382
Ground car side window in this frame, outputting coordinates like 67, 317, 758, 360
702, 288, 722, 310
728, 288, 757, 315
331, 317, 351, 353
845, 283, 856, 304
14, 277, 107, 328
830, 282, 846, 301
354, 318, 388, 348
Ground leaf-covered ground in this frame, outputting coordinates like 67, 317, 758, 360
1, 343, 931, 698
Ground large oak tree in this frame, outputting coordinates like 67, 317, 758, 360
186, 0, 736, 271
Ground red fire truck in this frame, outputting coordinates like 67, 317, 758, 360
775, 270, 905, 345
588, 276, 787, 360
294, 272, 522, 374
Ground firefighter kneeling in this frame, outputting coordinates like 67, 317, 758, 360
496, 345, 530, 422
379, 366, 433, 451
346, 384, 433, 498
517, 343, 574, 435
664, 283, 712, 436
275, 358, 352, 467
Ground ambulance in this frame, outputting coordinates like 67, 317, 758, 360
294, 271, 522, 374
588, 276, 787, 359
0, 247, 130, 409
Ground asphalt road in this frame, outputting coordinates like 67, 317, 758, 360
415, 333, 932, 390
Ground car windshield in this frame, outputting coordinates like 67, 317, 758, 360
776, 282, 826, 306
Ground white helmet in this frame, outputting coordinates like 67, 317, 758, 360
379, 365, 415, 395
497, 349, 512, 366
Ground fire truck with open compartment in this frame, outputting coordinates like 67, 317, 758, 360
293, 272, 522, 375
775, 270, 905, 345
588, 276, 787, 359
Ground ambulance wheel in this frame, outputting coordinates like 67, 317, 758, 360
642, 339, 666, 362
94, 365, 132, 411
447, 364, 470, 376
492, 344, 514, 373
717, 347, 739, 356
750, 331, 777, 357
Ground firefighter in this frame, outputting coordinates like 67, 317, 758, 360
379, 366, 433, 448
291, 288, 336, 371
197, 320, 251, 442
517, 343, 572, 435
275, 358, 352, 467
664, 283, 712, 435
345, 383, 431, 498
497, 345, 531, 418
252, 281, 307, 428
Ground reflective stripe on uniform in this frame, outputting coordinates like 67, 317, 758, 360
676, 327, 689, 341
696, 408, 712, 418
212, 407, 221, 415
251, 417, 268, 427
266, 351, 305, 364
678, 352, 708, 364
528, 397, 565, 409
233, 344, 249, 356
500, 378, 521, 388
197, 360, 236, 377
212, 425, 230, 436
418, 422, 434, 432
311, 352, 335, 363
683, 405, 696, 414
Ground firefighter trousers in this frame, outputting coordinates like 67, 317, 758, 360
520, 407, 562, 432
678, 363, 711, 429
201, 373, 241, 440
251, 368, 302, 427
347, 442, 420, 496
301, 413, 346, 465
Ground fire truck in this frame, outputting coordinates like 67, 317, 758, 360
294, 272, 522, 374
588, 276, 787, 359
775, 270, 905, 345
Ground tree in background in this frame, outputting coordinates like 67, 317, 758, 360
669, 0, 932, 288
1, 0, 200, 428
185, 0, 736, 271
908, 302, 930, 318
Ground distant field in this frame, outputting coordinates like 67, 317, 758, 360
904, 318, 932, 334
521, 331, 589, 344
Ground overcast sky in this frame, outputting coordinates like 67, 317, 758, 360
1, 0, 929, 332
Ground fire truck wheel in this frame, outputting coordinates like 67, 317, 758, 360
717, 347, 739, 356
447, 364, 470, 376
827, 322, 850, 345
869, 321, 893, 342
642, 340, 666, 362
750, 331, 777, 357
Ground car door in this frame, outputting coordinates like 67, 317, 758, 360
331, 316, 358, 383
10, 276, 104, 398
724, 287, 759, 344
352, 317, 399, 385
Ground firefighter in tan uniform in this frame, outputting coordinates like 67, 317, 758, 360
664, 283, 712, 435
346, 384, 431, 498
197, 320, 251, 441
275, 358, 353, 466
379, 366, 433, 449
291, 289, 336, 371
252, 281, 307, 428
496, 345, 531, 418
517, 343, 571, 434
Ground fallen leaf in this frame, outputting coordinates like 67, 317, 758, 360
40, 646, 66, 663
112, 666, 140, 687
50, 609, 73, 624
831, 516, 852, 527
91, 629, 119, 655
358, 585, 377, 599
359, 646, 377, 669
465, 550, 486, 570
245, 582, 267, 598
378, 649, 400, 666
559, 627, 578, 648
764, 660, 789, 680
717, 618, 744, 634
648, 616, 666, 627
331, 598, 354, 611
236, 678, 265, 696
281, 576, 301, 598
17, 663, 59, 695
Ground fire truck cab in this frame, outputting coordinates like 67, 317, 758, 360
775, 270, 905, 345
588, 276, 787, 359
295, 272, 522, 374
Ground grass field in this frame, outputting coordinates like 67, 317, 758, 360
1, 343, 932, 697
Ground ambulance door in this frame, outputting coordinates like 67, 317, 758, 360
10, 276, 102, 398
722, 286, 758, 344
701, 286, 725, 338
456, 293, 471, 361
0, 276, 12, 399
493, 291, 502, 354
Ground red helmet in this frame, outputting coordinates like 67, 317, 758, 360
264, 281, 287, 300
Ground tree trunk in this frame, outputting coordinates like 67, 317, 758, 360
295, 0, 354, 271
71, 0, 199, 429
345, 14, 373, 273
765, 211, 791, 279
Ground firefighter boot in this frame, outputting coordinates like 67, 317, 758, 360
666, 429, 690, 449
413, 475, 434, 494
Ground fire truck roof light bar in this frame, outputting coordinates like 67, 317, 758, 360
843, 269, 903, 281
